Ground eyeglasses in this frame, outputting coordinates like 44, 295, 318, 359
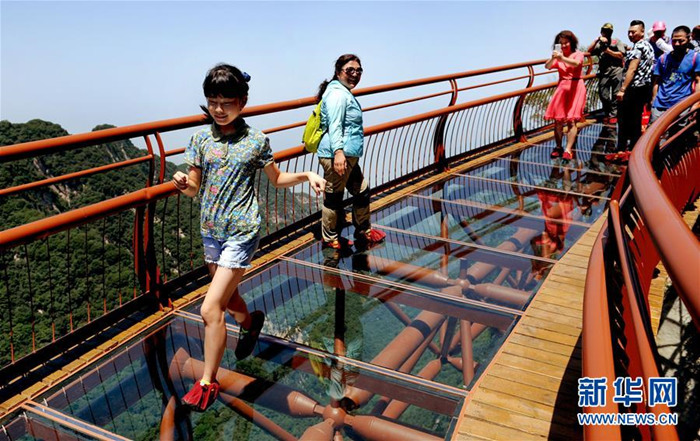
343, 67, 363, 76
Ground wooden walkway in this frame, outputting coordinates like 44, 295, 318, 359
453, 216, 603, 440
453, 200, 700, 440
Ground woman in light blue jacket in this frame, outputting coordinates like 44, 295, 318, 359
316, 54, 385, 250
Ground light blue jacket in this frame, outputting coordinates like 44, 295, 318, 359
317, 80, 364, 158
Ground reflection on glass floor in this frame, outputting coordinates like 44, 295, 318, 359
0, 124, 620, 440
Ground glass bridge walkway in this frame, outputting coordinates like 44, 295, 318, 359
0, 122, 621, 441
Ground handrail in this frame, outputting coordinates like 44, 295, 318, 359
583, 93, 699, 441
608, 199, 677, 441
0, 56, 601, 378
628, 93, 700, 328
582, 219, 621, 441
0, 78, 576, 250
0, 59, 555, 163
0, 183, 177, 250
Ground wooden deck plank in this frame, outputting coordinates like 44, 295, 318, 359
490, 352, 578, 381
476, 376, 579, 412
515, 323, 581, 346
517, 316, 582, 337
488, 364, 579, 395
527, 302, 582, 319
508, 333, 580, 358
457, 417, 548, 441
473, 388, 580, 432
502, 342, 581, 370
465, 401, 579, 440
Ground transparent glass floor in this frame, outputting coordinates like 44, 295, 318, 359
0, 124, 619, 441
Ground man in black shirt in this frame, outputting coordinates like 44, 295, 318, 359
588, 23, 626, 124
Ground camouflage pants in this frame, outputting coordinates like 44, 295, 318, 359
599, 74, 622, 118
319, 157, 370, 243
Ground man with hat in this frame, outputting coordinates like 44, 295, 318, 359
588, 23, 627, 124
649, 20, 673, 62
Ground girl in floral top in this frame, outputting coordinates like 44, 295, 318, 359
172, 64, 325, 411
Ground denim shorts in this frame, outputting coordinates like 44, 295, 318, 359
202, 235, 260, 269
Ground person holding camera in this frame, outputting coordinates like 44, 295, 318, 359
588, 23, 626, 124
544, 30, 587, 161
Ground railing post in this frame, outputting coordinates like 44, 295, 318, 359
136, 135, 166, 309
512, 65, 535, 143
432, 79, 458, 172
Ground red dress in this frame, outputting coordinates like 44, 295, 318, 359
544, 51, 587, 122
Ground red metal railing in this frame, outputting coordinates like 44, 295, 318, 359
582, 94, 700, 441
0, 58, 600, 376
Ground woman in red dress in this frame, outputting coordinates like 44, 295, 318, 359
544, 30, 587, 161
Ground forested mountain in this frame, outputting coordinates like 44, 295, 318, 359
0, 119, 313, 367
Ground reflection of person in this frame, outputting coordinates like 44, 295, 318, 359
616, 20, 654, 156
588, 23, 626, 123
650, 26, 700, 125
591, 119, 618, 156
578, 145, 615, 217
173, 64, 325, 412
534, 167, 574, 250
316, 54, 385, 250
308, 247, 363, 410
545, 30, 587, 161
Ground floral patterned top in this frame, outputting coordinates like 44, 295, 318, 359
184, 119, 274, 241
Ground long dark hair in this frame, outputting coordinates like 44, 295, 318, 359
553, 30, 579, 51
199, 63, 250, 117
315, 54, 361, 102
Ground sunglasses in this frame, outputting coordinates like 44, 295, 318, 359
343, 67, 364, 76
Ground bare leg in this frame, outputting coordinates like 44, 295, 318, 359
199, 266, 247, 383
565, 122, 578, 155
208, 263, 252, 327
554, 121, 564, 149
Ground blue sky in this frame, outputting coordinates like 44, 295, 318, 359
1, 1, 698, 152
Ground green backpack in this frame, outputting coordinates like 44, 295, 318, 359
302, 101, 324, 153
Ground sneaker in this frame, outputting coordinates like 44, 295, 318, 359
608, 117, 618, 124
235, 311, 265, 360
322, 237, 353, 250
562, 151, 573, 161
182, 379, 220, 412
